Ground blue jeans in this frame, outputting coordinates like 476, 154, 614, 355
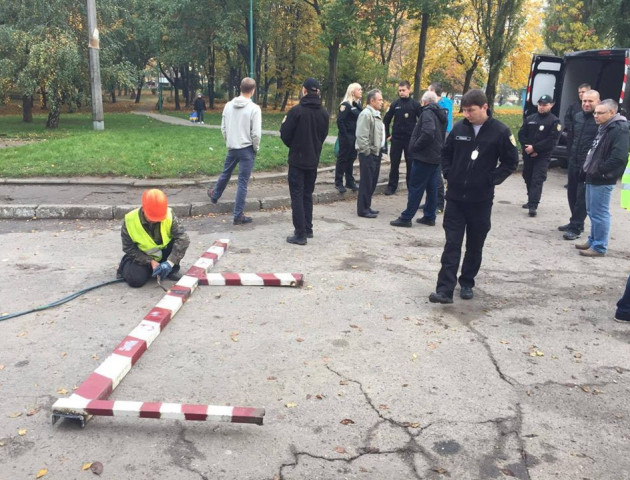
400, 161, 439, 221
585, 183, 614, 253
211, 146, 255, 219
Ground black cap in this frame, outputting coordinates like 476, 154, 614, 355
538, 95, 553, 104
303, 78, 320, 93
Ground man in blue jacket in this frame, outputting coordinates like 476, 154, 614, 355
280, 78, 330, 245
429, 89, 518, 304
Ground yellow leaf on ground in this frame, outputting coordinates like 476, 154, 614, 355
81, 462, 93, 471
57, 388, 68, 395
18, 428, 27, 436
580, 385, 591, 393
285, 402, 297, 408
36, 469, 48, 478
0, 364, 5, 370
17, 331, 27, 337
8, 412, 23, 418
412, 353, 418, 361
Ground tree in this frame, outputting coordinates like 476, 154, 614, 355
543, 0, 602, 55
472, 0, 525, 105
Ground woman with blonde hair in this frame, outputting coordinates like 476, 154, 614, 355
335, 83, 363, 192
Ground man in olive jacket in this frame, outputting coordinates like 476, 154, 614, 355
280, 78, 330, 245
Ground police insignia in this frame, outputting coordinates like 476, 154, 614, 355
557, 123, 562, 131
509, 134, 517, 146
282, 115, 287, 124
539, 125, 544, 131
340, 105, 346, 112
404, 113, 409, 118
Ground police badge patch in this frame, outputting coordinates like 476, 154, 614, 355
282, 115, 287, 124
557, 123, 562, 131
340, 105, 346, 112
539, 125, 544, 131
404, 113, 409, 118
509, 134, 517, 146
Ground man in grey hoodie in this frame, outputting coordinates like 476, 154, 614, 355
207, 77, 262, 225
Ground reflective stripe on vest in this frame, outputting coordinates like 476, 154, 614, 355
622, 154, 630, 211
124, 208, 173, 260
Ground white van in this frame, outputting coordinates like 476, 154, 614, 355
524, 48, 630, 164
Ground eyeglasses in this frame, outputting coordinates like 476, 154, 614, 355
593, 111, 611, 116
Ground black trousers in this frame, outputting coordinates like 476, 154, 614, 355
357, 153, 381, 215
522, 157, 550, 207
118, 241, 179, 288
335, 148, 357, 187
387, 138, 411, 191
288, 165, 317, 238
567, 163, 587, 232
436, 199, 493, 296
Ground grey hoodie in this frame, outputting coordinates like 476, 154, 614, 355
221, 96, 262, 152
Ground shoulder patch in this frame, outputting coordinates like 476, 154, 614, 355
509, 134, 517, 147
282, 115, 287, 124
340, 105, 346, 112
557, 123, 562, 132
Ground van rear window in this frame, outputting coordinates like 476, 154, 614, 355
537, 61, 562, 71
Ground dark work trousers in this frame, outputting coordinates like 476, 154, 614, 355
387, 138, 411, 191
522, 157, 550, 208
400, 161, 439, 221
436, 199, 493, 296
437, 167, 445, 210
118, 241, 179, 288
335, 148, 357, 188
567, 163, 587, 233
616, 273, 630, 318
288, 165, 317, 238
357, 153, 381, 215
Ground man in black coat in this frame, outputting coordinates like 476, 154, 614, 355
518, 94, 561, 217
280, 78, 330, 245
193, 93, 206, 124
390, 90, 447, 228
558, 90, 600, 240
383, 81, 422, 195
429, 89, 518, 304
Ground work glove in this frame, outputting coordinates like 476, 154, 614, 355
152, 260, 173, 280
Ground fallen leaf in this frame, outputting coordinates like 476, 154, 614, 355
315, 394, 324, 400
57, 388, 68, 395
574, 352, 582, 359
90, 461, 104, 475
81, 462, 93, 471
215, 293, 222, 298
409, 422, 420, 428
615, 367, 623, 374
500, 467, 516, 477
18, 428, 27, 436
613, 413, 624, 419
0, 441, 5, 446
500, 340, 509, 345
378, 404, 388, 410
91, 354, 99, 360
580, 385, 591, 393
8, 412, 22, 418
296, 338, 304, 342
334, 446, 347, 454
27, 408, 40, 417
0, 365, 5, 370
432, 467, 448, 474
285, 402, 297, 408
61, 352, 67, 358
36, 469, 48, 478
230, 334, 239, 342
339, 380, 348, 386
428, 342, 438, 351
340, 418, 355, 425
267, 376, 277, 381
337, 391, 345, 396
593, 389, 604, 395
17, 331, 27, 337
350, 324, 359, 329
411, 353, 418, 361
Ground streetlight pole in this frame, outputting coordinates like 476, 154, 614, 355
86, 0, 104, 130
249, 0, 254, 79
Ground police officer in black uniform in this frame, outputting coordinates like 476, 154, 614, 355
383, 81, 422, 195
518, 95, 561, 217
429, 89, 518, 304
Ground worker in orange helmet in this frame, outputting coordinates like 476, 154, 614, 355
117, 189, 190, 287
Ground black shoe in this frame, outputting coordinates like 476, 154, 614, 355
234, 215, 253, 225
207, 188, 218, 204
614, 312, 630, 323
390, 217, 412, 227
336, 185, 347, 193
306, 231, 313, 239
558, 223, 572, 231
369, 208, 379, 215
563, 230, 581, 241
385, 188, 396, 196
286, 235, 307, 245
167, 270, 183, 281
528, 207, 537, 217
460, 286, 473, 300
348, 183, 359, 192
522, 203, 529, 209
359, 212, 378, 218
429, 292, 453, 304
416, 217, 436, 226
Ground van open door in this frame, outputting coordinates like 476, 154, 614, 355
524, 55, 564, 118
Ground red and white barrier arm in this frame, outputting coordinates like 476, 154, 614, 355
205, 272, 304, 287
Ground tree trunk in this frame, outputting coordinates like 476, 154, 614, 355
22, 95, 33, 123
40, 87, 47, 109
182, 66, 190, 107
111, 88, 116, 103
325, 40, 340, 114
262, 44, 269, 108
485, 63, 501, 109
46, 99, 61, 129
135, 76, 144, 104
206, 45, 216, 109
413, 12, 430, 99
281, 91, 290, 112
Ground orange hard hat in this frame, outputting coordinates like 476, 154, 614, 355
141, 189, 168, 222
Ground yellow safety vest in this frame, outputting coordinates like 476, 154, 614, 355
622, 153, 630, 212
124, 208, 173, 261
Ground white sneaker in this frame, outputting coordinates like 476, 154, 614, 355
200, 121, 205, 124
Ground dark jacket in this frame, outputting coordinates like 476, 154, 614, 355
336, 100, 362, 158
442, 115, 519, 203
563, 100, 581, 134
567, 111, 598, 169
407, 103, 447, 164
383, 97, 422, 141
280, 94, 330, 170
121, 208, 190, 266
518, 111, 561, 161
583, 114, 629, 185
193, 97, 206, 111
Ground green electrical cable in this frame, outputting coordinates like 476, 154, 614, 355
0, 278, 125, 322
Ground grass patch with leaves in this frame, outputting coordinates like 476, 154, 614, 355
0, 113, 336, 178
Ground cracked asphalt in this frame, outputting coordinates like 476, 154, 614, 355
1, 169, 629, 480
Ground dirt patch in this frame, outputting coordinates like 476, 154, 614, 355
0, 138, 39, 149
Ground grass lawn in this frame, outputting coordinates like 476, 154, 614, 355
0, 113, 336, 178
